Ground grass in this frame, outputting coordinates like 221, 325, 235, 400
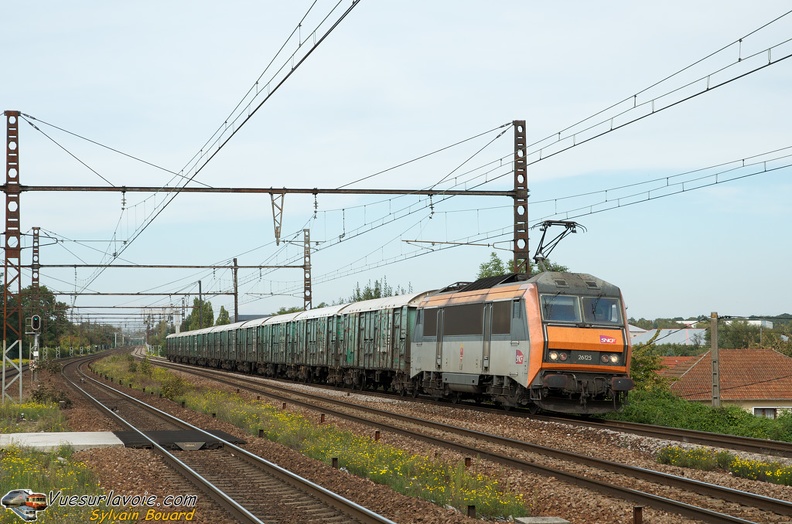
92, 354, 530, 519
0, 401, 67, 433
658, 445, 792, 486
610, 388, 792, 487
0, 446, 105, 523
0, 368, 115, 523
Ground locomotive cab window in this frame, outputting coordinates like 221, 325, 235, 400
582, 296, 623, 325
492, 301, 511, 334
422, 308, 438, 338
540, 295, 581, 323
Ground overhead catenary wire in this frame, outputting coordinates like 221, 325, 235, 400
522, 9, 792, 166
20, 7, 785, 320
22, 0, 366, 301
39, 138, 788, 314
116, 0, 365, 258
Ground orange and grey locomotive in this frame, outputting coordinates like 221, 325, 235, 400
166, 272, 634, 414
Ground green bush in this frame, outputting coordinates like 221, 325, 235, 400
31, 383, 72, 408
160, 374, 188, 400
608, 390, 792, 443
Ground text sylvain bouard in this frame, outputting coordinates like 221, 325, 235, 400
90, 508, 196, 522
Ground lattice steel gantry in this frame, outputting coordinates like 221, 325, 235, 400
512, 120, 529, 274
3, 110, 23, 403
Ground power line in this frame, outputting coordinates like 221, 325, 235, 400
531, 145, 792, 206
337, 122, 511, 189
116, 0, 365, 260
533, 157, 791, 223
522, 10, 792, 167
20, 1, 366, 299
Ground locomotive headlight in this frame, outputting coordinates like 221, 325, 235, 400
600, 354, 609, 363
609, 354, 619, 364
549, 351, 559, 361
559, 352, 568, 361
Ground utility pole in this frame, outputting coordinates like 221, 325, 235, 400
233, 258, 239, 322
3, 111, 23, 404
198, 280, 203, 329
711, 312, 720, 408
303, 229, 312, 310
512, 120, 529, 274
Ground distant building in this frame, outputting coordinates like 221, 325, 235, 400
723, 319, 774, 329
627, 325, 648, 335
630, 328, 706, 346
660, 348, 792, 418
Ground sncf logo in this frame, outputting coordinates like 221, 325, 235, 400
600, 335, 617, 344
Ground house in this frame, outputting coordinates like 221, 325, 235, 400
628, 324, 648, 336
663, 348, 792, 418
630, 328, 706, 347
658, 356, 698, 380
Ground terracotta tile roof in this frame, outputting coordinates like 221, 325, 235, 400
659, 356, 699, 379
670, 349, 792, 401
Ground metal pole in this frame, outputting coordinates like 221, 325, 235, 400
512, 120, 529, 274
711, 312, 720, 408
233, 258, 239, 323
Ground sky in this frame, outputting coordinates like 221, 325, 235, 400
2, 1, 791, 331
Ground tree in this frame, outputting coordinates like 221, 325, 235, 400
215, 306, 231, 325
275, 306, 303, 315
2, 285, 72, 352
146, 319, 171, 351
476, 252, 569, 279
349, 277, 411, 302
477, 252, 508, 278
706, 319, 761, 349
182, 298, 214, 331
628, 317, 689, 330
629, 331, 671, 391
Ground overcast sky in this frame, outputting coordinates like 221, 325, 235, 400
3, 1, 791, 328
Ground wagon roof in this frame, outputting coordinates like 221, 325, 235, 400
238, 316, 272, 328
339, 291, 435, 314
262, 311, 303, 325
295, 303, 349, 319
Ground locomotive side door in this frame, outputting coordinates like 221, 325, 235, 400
435, 308, 444, 369
482, 303, 492, 372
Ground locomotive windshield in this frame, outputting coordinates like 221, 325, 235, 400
540, 295, 581, 322
540, 294, 623, 325
582, 296, 623, 325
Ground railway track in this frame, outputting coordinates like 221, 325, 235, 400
62, 356, 396, 524
149, 358, 792, 524
539, 415, 792, 459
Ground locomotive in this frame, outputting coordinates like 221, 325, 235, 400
166, 272, 634, 414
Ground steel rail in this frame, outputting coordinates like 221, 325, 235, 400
538, 415, 792, 459
156, 360, 786, 523
61, 358, 263, 524
74, 358, 396, 524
